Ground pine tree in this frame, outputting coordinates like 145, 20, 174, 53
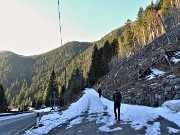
137, 7, 144, 23
123, 20, 134, 54
136, 7, 146, 47
0, 84, 6, 105
67, 69, 85, 104
101, 41, 110, 76
103, 41, 111, 62
156, 0, 163, 10
88, 45, 100, 85
0, 83, 7, 112
111, 38, 119, 58
44, 69, 58, 108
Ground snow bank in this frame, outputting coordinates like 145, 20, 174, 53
121, 104, 159, 130
25, 89, 102, 135
154, 100, 180, 127
25, 89, 180, 135
162, 100, 180, 112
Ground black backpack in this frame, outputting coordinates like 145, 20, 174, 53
115, 92, 122, 102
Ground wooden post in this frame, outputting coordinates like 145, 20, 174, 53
36, 113, 40, 128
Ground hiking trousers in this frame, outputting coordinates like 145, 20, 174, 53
114, 101, 121, 119
98, 92, 101, 98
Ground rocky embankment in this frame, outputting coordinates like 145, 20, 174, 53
98, 25, 180, 107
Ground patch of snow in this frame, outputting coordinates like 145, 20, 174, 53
33, 107, 51, 113
121, 104, 159, 130
146, 68, 165, 80
78, 130, 82, 133
66, 116, 84, 129
175, 51, 180, 56
170, 51, 180, 63
98, 125, 122, 132
128, 88, 134, 93
86, 114, 97, 122
167, 74, 176, 79
146, 74, 156, 80
170, 57, 180, 63
145, 122, 160, 135
167, 127, 180, 134
150, 83, 157, 86
154, 106, 180, 127
151, 68, 165, 76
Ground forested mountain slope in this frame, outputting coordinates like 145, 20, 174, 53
0, 41, 92, 108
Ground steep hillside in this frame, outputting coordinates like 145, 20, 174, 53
97, 25, 180, 107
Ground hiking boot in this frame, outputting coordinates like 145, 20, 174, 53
115, 117, 117, 120
118, 118, 120, 121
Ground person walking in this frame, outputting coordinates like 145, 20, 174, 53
98, 87, 102, 98
113, 90, 122, 121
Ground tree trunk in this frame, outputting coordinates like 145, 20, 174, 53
143, 29, 146, 46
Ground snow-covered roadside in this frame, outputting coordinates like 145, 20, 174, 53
0, 112, 35, 121
33, 107, 51, 113
0, 108, 51, 121
25, 88, 180, 135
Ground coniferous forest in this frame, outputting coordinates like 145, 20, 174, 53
0, 0, 178, 110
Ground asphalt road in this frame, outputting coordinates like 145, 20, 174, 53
0, 113, 37, 135
48, 114, 180, 135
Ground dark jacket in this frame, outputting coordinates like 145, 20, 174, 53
98, 88, 102, 93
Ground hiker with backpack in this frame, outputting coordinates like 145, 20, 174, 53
113, 90, 122, 121
98, 87, 102, 98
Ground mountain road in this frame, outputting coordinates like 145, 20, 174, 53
0, 112, 42, 135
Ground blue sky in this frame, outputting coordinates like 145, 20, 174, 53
0, 0, 156, 56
